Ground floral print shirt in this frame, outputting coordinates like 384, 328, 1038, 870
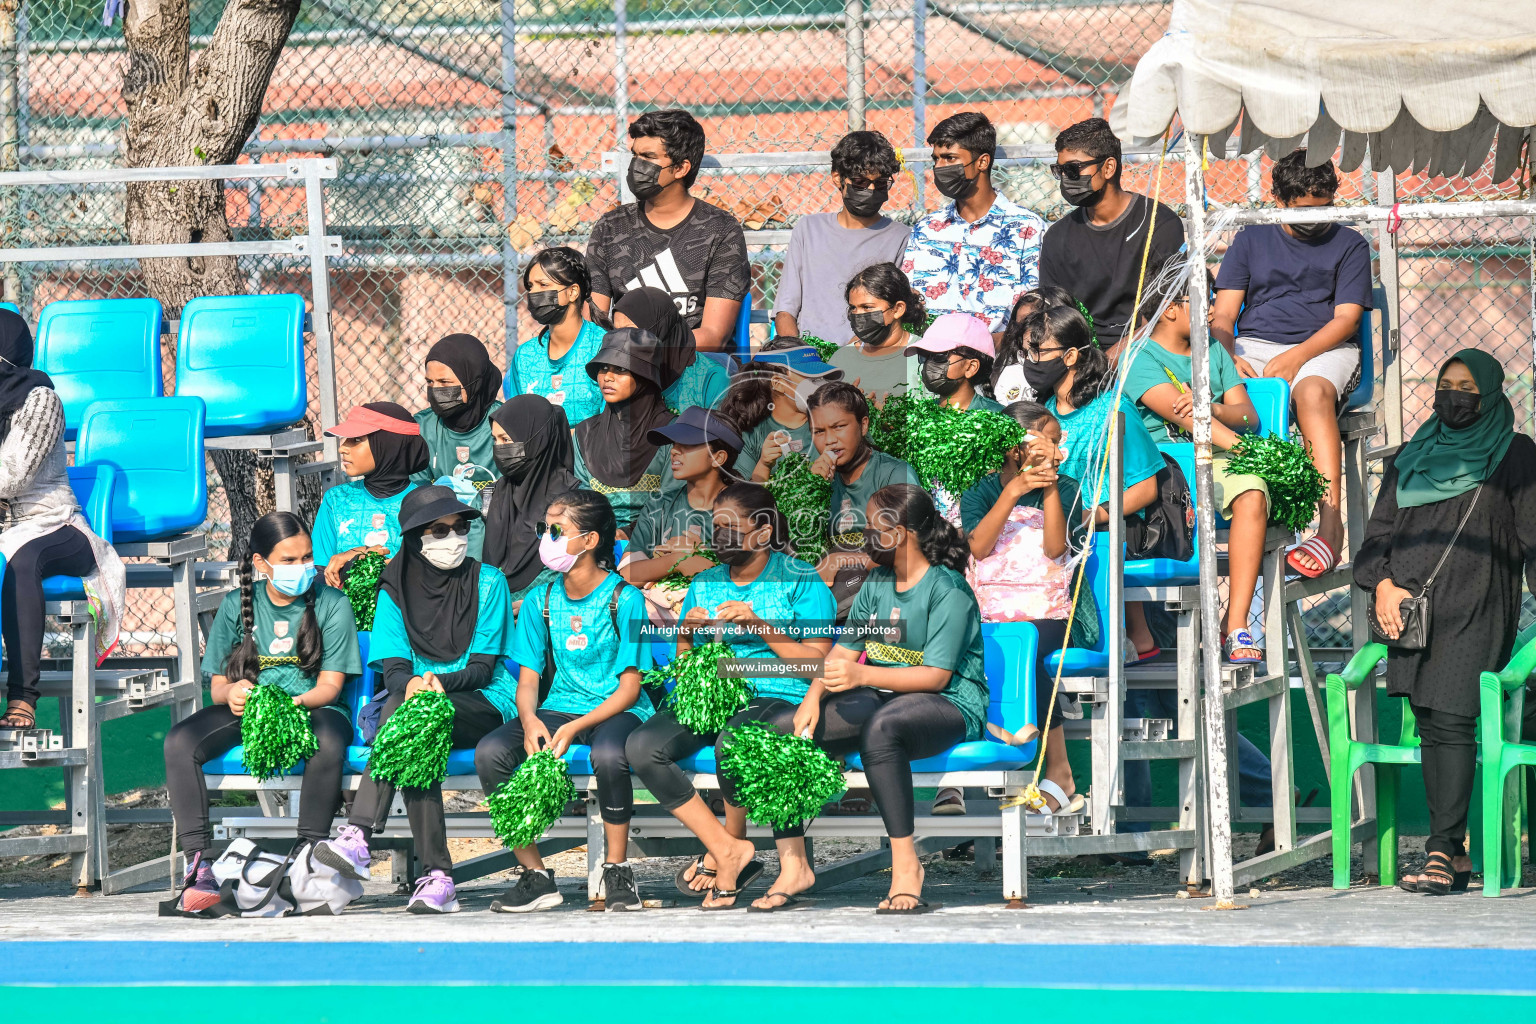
902, 194, 1047, 332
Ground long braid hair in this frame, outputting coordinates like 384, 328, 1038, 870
223, 511, 323, 682
870, 483, 970, 572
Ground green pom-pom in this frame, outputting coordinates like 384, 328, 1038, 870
487, 748, 579, 849
766, 451, 831, 563
865, 390, 922, 461
907, 310, 940, 337
644, 641, 750, 733
799, 334, 840, 363
719, 722, 846, 830
342, 551, 387, 631
240, 684, 317, 781
366, 689, 455, 788
1225, 432, 1328, 532
904, 401, 1026, 495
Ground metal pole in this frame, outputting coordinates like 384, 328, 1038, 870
845, 0, 866, 132
1185, 135, 1236, 907
1104, 412, 1125, 836
0, 0, 18, 305
501, 0, 520, 362
302, 160, 341, 463
911, 0, 927, 211
613, 0, 630, 146
1375, 167, 1404, 447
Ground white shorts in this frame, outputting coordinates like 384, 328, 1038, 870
1235, 337, 1361, 402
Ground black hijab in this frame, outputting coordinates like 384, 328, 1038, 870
0, 311, 52, 438
573, 328, 674, 487
378, 523, 480, 665
425, 333, 501, 433
483, 395, 579, 592
614, 287, 695, 390
361, 402, 430, 499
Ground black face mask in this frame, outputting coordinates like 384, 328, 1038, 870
493, 441, 532, 480
921, 354, 965, 397
427, 385, 466, 418
710, 528, 754, 567
1021, 357, 1070, 397
1059, 174, 1104, 208
526, 289, 568, 327
1289, 221, 1332, 241
1433, 389, 1481, 430
932, 162, 978, 202
864, 530, 898, 568
843, 185, 888, 219
626, 158, 666, 201
849, 309, 891, 346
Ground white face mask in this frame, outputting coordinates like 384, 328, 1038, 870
419, 533, 469, 570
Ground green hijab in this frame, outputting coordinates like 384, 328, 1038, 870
1394, 348, 1515, 509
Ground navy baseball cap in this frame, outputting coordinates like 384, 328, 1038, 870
647, 405, 744, 454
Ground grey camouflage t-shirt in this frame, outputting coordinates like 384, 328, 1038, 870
585, 199, 750, 328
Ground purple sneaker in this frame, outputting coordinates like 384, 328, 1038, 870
406, 869, 460, 914
179, 852, 221, 913
314, 824, 372, 881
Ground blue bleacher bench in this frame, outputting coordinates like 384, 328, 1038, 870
35, 298, 165, 441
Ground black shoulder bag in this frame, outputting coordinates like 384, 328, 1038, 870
1368, 484, 1482, 650
1123, 452, 1195, 562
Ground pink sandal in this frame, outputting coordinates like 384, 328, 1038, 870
1286, 536, 1337, 579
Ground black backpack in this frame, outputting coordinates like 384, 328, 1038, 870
1123, 452, 1194, 562
539, 579, 640, 705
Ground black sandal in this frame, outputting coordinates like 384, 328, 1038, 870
1398, 852, 1469, 895
876, 893, 940, 915
698, 860, 764, 910
1, 701, 35, 730
674, 854, 716, 896
747, 891, 817, 913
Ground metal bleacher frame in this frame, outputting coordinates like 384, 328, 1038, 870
0, 158, 344, 894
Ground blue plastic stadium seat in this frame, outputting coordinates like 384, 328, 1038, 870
0, 301, 18, 314
1124, 443, 1202, 587
732, 295, 752, 360
76, 397, 207, 544
848, 621, 1040, 772
41, 464, 117, 603
1344, 296, 1380, 410
1241, 377, 1291, 437
1045, 532, 1114, 678
35, 298, 164, 440
176, 294, 307, 437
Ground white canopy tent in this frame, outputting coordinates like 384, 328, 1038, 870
1114, 0, 1536, 906
1113, 0, 1536, 177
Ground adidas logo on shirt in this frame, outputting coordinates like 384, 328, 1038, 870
625, 249, 699, 318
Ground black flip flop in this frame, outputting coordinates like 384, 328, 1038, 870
875, 893, 940, 915
674, 854, 716, 897
698, 860, 764, 910
747, 891, 817, 913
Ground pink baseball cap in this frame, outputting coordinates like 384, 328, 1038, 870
905, 312, 996, 358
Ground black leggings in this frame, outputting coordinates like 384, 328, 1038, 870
3, 525, 95, 707
1031, 619, 1068, 732
164, 702, 351, 853
475, 709, 642, 827
1411, 702, 1478, 859
830, 689, 969, 840
350, 689, 504, 875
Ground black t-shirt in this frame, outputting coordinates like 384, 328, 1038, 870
585, 198, 751, 328
1038, 193, 1185, 345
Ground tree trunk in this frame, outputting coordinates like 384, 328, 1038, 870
120, 0, 303, 560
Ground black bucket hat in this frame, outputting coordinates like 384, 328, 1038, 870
397, 484, 482, 535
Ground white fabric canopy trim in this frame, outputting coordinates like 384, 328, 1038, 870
1114, 0, 1536, 179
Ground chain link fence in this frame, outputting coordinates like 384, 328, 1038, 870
8, 0, 1533, 655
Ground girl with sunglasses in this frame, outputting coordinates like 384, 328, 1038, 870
483, 394, 579, 608
627, 483, 836, 910
165, 512, 360, 913
317, 486, 519, 914
415, 333, 506, 558
572, 327, 676, 536
475, 489, 653, 913
315, 403, 430, 588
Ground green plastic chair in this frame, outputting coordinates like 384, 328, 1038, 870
1326, 643, 1418, 888
1477, 635, 1533, 897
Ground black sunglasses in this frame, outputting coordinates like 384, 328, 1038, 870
844, 176, 894, 192
1048, 159, 1102, 181
536, 521, 590, 541
425, 520, 471, 539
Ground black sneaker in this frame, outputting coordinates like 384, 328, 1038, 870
602, 863, 642, 912
490, 868, 563, 913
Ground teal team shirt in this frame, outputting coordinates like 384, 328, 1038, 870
829, 449, 919, 541
512, 573, 655, 722
1121, 338, 1245, 442
200, 585, 362, 713
572, 441, 671, 535
733, 416, 818, 480
311, 480, 420, 568
412, 403, 504, 560
663, 356, 729, 415
507, 320, 607, 427
1046, 390, 1164, 511
627, 485, 716, 559
679, 550, 835, 702
839, 565, 990, 740
368, 563, 520, 721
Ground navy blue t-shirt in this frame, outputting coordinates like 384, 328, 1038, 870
1215, 224, 1373, 346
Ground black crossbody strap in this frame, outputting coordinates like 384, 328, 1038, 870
1417, 484, 1483, 597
